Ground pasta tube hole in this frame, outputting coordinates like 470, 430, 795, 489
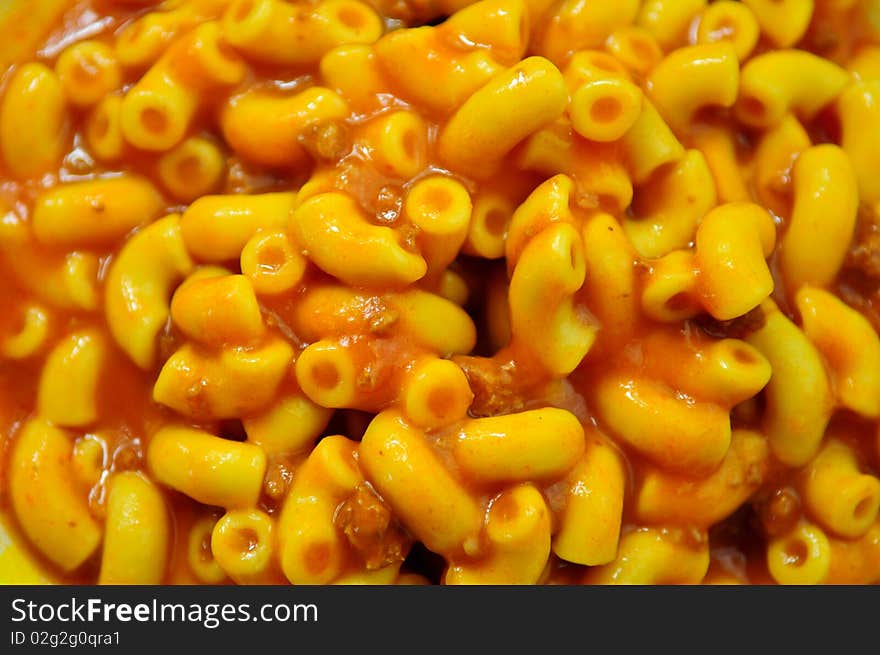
228, 526, 260, 557
256, 243, 287, 272
427, 387, 456, 418
338, 5, 367, 29
71, 55, 101, 84
731, 344, 758, 365
484, 208, 508, 236
781, 538, 808, 567
303, 541, 333, 577
591, 96, 623, 123
854, 494, 876, 521
141, 106, 170, 135
311, 361, 341, 390
176, 156, 202, 184
423, 186, 453, 213
739, 95, 766, 123
493, 493, 519, 523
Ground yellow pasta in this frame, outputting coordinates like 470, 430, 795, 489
187, 516, 229, 584
121, 21, 246, 151
2, 303, 51, 360
623, 149, 716, 258
767, 521, 832, 585
583, 527, 710, 584
240, 230, 307, 296
105, 214, 194, 369
182, 192, 294, 262
212, 509, 280, 584
620, 97, 685, 184
291, 192, 427, 287
779, 144, 858, 294
359, 411, 483, 557
635, 429, 769, 526
277, 435, 363, 584
157, 136, 226, 202
31, 176, 164, 247
746, 300, 833, 467
637, 0, 706, 51
508, 222, 596, 375
402, 357, 473, 429
147, 425, 267, 508
640, 250, 701, 323
244, 391, 334, 455
4, 0, 880, 590
742, 0, 814, 48
404, 176, 472, 276
694, 202, 776, 321
0, 62, 67, 178
569, 77, 643, 142
445, 484, 551, 584
85, 94, 126, 162
438, 57, 568, 178
37, 329, 107, 428
170, 273, 265, 347
695, 1, 759, 61
552, 435, 626, 566
223, 0, 383, 65
153, 337, 294, 419
55, 40, 121, 108
797, 286, 880, 418
99, 472, 171, 584
801, 439, 880, 540
452, 408, 585, 484
221, 86, 350, 168
592, 371, 731, 475
9, 419, 101, 572
838, 80, 880, 206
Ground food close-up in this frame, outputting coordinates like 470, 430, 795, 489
0, 0, 879, 586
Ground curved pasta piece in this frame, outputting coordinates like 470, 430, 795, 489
153, 337, 294, 419
779, 145, 858, 294
694, 201, 776, 320
745, 299, 833, 466
508, 222, 596, 376
552, 434, 626, 566
277, 435, 364, 584
359, 410, 483, 558
291, 192, 427, 287
37, 328, 108, 428
9, 419, 101, 572
591, 371, 731, 475
105, 214, 194, 369
147, 426, 267, 508
445, 484, 551, 584
634, 429, 770, 526
797, 286, 880, 418
583, 526, 710, 584
647, 42, 739, 134
452, 408, 585, 484
99, 471, 171, 584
